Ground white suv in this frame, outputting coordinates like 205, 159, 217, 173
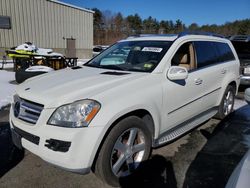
10, 33, 240, 186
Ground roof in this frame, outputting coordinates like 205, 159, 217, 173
48, 0, 94, 14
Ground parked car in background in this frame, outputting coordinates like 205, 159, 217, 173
10, 32, 240, 186
230, 35, 250, 85
245, 88, 250, 104
226, 88, 250, 188
226, 149, 250, 188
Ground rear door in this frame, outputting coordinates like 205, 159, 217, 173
193, 41, 225, 110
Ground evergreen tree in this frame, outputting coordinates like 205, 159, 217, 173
91, 7, 250, 44
126, 14, 143, 34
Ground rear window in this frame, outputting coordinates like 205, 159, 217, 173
215, 42, 235, 62
194, 41, 235, 69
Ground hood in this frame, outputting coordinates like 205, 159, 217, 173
17, 66, 146, 108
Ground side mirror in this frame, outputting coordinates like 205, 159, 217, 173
167, 66, 188, 81
245, 88, 250, 104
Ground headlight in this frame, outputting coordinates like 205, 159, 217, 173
48, 99, 101, 128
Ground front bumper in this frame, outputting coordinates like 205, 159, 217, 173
9, 106, 105, 174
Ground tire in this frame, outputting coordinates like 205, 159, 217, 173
94, 116, 152, 187
216, 85, 235, 119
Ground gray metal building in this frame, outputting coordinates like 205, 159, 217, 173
0, 0, 94, 59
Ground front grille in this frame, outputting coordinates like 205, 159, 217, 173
15, 98, 44, 124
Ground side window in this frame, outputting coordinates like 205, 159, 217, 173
194, 41, 218, 69
215, 42, 235, 62
171, 42, 196, 71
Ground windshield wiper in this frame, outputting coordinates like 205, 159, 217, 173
127, 68, 149, 73
84, 63, 99, 68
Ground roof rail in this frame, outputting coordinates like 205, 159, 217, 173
229, 35, 250, 42
178, 31, 225, 38
127, 34, 177, 39
140, 34, 177, 37
127, 32, 225, 39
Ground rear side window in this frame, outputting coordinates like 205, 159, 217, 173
194, 41, 235, 69
194, 41, 218, 68
216, 42, 235, 62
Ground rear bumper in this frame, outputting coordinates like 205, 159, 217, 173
240, 75, 250, 85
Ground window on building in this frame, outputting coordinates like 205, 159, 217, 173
0, 16, 11, 29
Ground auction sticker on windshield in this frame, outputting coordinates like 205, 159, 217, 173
142, 47, 163, 52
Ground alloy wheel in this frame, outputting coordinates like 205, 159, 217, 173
223, 90, 234, 115
110, 128, 146, 177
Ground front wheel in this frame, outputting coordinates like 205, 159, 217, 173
216, 85, 235, 119
94, 116, 152, 187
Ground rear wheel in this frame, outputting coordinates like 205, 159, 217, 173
216, 85, 235, 119
94, 116, 152, 186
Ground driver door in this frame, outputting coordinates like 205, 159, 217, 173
161, 42, 204, 133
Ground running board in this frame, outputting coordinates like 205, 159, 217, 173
153, 107, 218, 147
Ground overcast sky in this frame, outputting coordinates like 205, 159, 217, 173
61, 0, 250, 26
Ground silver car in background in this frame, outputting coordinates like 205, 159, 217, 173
226, 88, 250, 188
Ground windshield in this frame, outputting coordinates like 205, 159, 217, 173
232, 41, 250, 60
85, 40, 172, 72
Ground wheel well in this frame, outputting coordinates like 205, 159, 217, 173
91, 109, 155, 172
110, 109, 155, 137
228, 81, 237, 93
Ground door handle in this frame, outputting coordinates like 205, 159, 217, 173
195, 78, 203, 85
221, 69, 227, 74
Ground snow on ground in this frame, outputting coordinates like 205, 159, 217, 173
0, 70, 15, 109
